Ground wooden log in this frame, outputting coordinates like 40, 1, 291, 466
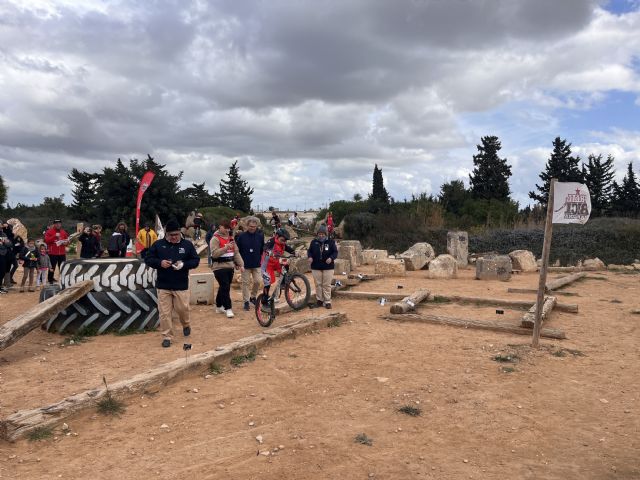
428, 294, 578, 313
547, 266, 581, 273
521, 296, 557, 328
347, 273, 382, 281
333, 290, 407, 301
383, 313, 566, 340
507, 288, 579, 297
0, 281, 94, 351
545, 272, 587, 292
390, 289, 430, 314
0, 312, 346, 442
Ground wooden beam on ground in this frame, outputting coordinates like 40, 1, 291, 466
0, 281, 94, 351
347, 273, 383, 281
333, 290, 407, 301
428, 294, 578, 313
383, 313, 566, 340
547, 266, 581, 273
507, 288, 579, 297
0, 312, 346, 442
545, 272, 587, 292
521, 296, 557, 329
390, 289, 430, 314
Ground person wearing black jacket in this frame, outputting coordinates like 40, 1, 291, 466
78, 227, 100, 259
235, 217, 265, 310
307, 224, 338, 309
19, 238, 39, 292
10, 234, 24, 284
145, 219, 200, 348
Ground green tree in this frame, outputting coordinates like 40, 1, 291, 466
529, 137, 584, 205
68, 168, 100, 220
181, 182, 220, 212
611, 162, 640, 216
96, 158, 137, 228
439, 180, 470, 216
0, 175, 7, 209
218, 160, 254, 213
353, 193, 363, 202
469, 135, 512, 201
370, 164, 389, 204
582, 154, 615, 217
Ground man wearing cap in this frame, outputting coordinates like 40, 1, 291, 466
44, 219, 69, 284
144, 219, 200, 348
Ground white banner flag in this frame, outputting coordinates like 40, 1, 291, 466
155, 214, 165, 239
552, 182, 591, 224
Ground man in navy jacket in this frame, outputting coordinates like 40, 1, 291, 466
145, 219, 200, 347
307, 224, 338, 308
235, 216, 264, 310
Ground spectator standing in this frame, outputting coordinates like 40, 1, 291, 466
307, 224, 338, 309
144, 219, 200, 348
36, 244, 51, 289
136, 222, 158, 258
107, 222, 130, 258
210, 220, 244, 318
19, 238, 38, 292
205, 223, 217, 267
326, 211, 335, 238
235, 216, 264, 311
270, 211, 281, 229
78, 226, 100, 259
44, 219, 69, 284
10, 234, 25, 284
92, 225, 104, 257
0, 228, 12, 293
287, 212, 299, 227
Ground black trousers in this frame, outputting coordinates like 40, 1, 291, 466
48, 254, 66, 283
214, 268, 234, 310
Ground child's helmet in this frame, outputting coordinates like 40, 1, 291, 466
275, 228, 290, 240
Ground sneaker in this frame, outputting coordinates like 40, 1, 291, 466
226, 309, 235, 318
243, 301, 250, 311
316, 300, 323, 307
19, 288, 25, 293
162, 339, 171, 348
183, 326, 191, 337
249, 296, 257, 305
28, 288, 35, 292
324, 303, 332, 309
0, 289, 7, 294
215, 306, 226, 314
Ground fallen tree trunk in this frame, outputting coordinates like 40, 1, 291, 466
428, 294, 578, 313
545, 272, 587, 292
384, 313, 566, 340
333, 290, 407, 301
0, 280, 94, 351
521, 296, 557, 328
0, 312, 346, 442
390, 289, 430, 314
507, 288, 579, 297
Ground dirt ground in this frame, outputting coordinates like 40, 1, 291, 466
0, 264, 638, 479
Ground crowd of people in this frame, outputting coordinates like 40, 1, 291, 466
2, 210, 338, 349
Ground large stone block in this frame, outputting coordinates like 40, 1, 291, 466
475, 255, 512, 281
374, 259, 406, 276
288, 256, 311, 274
362, 249, 388, 265
400, 242, 435, 271
509, 250, 537, 272
447, 231, 469, 267
189, 273, 215, 305
582, 257, 605, 271
338, 244, 359, 269
339, 240, 363, 266
427, 254, 458, 279
334, 258, 351, 274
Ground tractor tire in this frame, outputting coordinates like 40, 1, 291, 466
43, 258, 159, 335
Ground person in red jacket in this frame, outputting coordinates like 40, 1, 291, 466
260, 227, 295, 305
44, 219, 69, 284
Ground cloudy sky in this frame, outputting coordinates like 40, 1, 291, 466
1, 0, 639, 212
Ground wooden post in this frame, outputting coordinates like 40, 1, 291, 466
532, 179, 556, 347
0, 281, 95, 351
390, 289, 430, 314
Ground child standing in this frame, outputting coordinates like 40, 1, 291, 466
36, 244, 51, 289
19, 238, 39, 292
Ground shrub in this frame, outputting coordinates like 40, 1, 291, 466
198, 206, 241, 227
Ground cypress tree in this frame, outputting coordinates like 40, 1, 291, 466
582, 154, 615, 216
529, 137, 584, 204
469, 136, 512, 201
219, 161, 254, 213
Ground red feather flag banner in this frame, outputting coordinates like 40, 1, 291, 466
135, 170, 155, 253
